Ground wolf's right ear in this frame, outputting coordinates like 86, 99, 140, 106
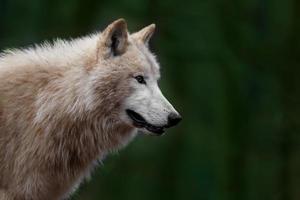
97, 19, 128, 59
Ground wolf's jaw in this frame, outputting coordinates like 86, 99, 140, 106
126, 109, 165, 135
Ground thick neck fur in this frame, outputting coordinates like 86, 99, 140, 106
0, 35, 136, 198
28, 36, 137, 170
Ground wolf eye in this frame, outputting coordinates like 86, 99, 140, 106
134, 75, 146, 84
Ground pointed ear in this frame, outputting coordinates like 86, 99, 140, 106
97, 19, 128, 58
132, 24, 156, 45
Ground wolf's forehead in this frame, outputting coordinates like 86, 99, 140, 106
142, 50, 160, 76
130, 42, 160, 78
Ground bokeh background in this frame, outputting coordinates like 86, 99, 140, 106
0, 0, 300, 199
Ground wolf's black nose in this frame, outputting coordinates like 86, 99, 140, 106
167, 113, 182, 127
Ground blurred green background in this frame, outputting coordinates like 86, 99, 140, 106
1, 0, 300, 199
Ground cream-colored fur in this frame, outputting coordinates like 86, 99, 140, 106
0, 19, 179, 200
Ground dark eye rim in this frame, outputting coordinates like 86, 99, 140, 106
134, 75, 146, 84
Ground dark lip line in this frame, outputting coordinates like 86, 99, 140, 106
126, 109, 165, 135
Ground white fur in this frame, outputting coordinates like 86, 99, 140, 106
0, 19, 180, 199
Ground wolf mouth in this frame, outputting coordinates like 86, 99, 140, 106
126, 109, 165, 135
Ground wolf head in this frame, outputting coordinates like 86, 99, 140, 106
89, 19, 181, 135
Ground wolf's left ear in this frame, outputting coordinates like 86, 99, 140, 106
97, 19, 128, 58
132, 24, 156, 45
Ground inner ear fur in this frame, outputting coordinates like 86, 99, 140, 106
97, 19, 128, 58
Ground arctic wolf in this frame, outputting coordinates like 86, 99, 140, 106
0, 19, 181, 200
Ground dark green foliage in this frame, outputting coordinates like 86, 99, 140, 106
0, 0, 299, 199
